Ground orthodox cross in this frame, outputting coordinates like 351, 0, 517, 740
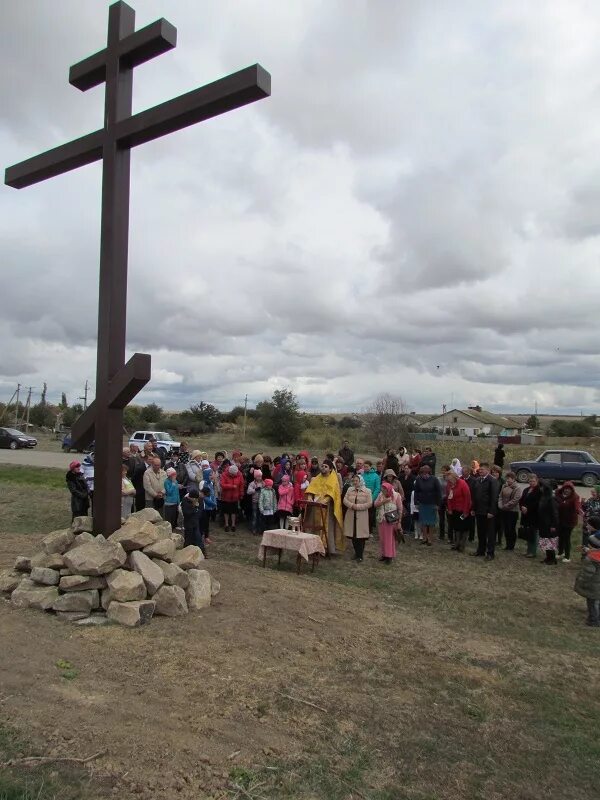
5, 1, 270, 535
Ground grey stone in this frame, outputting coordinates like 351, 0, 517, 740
71, 516, 94, 534
0, 571, 22, 593
68, 532, 96, 550
59, 575, 107, 592
107, 520, 165, 551
59, 568, 70, 576
56, 611, 90, 622
128, 551, 164, 596
152, 584, 188, 617
142, 538, 176, 562
11, 580, 59, 610
30, 552, 65, 570
185, 569, 212, 611
63, 539, 126, 576
75, 613, 109, 626
106, 569, 147, 602
172, 545, 204, 570
210, 576, 221, 597
30, 567, 60, 586
53, 591, 96, 613
171, 533, 184, 550
153, 520, 173, 537
127, 507, 163, 524
100, 588, 112, 611
42, 528, 75, 555
14, 556, 31, 572
107, 600, 156, 627
152, 559, 190, 589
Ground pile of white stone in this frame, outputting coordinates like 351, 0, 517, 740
0, 508, 219, 628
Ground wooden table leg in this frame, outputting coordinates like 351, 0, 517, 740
312, 553, 319, 572
263, 545, 268, 568
277, 548, 283, 566
296, 553, 302, 575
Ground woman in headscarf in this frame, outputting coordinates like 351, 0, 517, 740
538, 480, 559, 565
343, 473, 372, 562
374, 481, 403, 564
306, 461, 345, 554
450, 458, 462, 477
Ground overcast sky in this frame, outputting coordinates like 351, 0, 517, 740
2, 0, 600, 415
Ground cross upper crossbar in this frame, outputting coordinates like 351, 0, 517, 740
69, 18, 177, 91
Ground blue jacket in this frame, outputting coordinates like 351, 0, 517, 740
164, 478, 180, 505
362, 468, 381, 501
201, 468, 217, 511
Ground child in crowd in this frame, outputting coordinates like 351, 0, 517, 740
410, 488, 420, 540
277, 474, 295, 528
163, 467, 181, 530
181, 488, 202, 551
574, 515, 600, 627
199, 466, 217, 543
258, 478, 277, 532
247, 470, 264, 534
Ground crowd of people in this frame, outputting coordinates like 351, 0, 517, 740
64, 437, 600, 627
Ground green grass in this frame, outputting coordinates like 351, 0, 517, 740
0, 723, 92, 800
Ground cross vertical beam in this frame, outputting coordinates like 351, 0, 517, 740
4, 1, 270, 536
94, 2, 136, 535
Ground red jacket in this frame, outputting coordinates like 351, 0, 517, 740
293, 470, 308, 504
554, 482, 581, 528
446, 478, 471, 516
220, 471, 245, 503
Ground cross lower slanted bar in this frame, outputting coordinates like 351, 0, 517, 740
4, 1, 270, 535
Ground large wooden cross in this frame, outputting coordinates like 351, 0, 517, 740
5, 1, 270, 535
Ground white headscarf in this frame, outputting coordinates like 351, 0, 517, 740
451, 458, 463, 477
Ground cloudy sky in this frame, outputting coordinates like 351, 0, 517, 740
2, 0, 600, 415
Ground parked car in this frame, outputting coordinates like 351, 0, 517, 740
0, 427, 38, 449
128, 430, 180, 458
62, 433, 94, 454
510, 450, 600, 487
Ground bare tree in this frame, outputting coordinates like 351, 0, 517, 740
364, 393, 416, 452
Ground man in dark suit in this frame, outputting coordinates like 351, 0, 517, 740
470, 462, 500, 560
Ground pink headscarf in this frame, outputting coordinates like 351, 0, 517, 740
382, 481, 394, 495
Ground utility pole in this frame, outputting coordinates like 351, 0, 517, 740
24, 387, 32, 430
14, 383, 20, 428
79, 379, 89, 411
242, 394, 248, 440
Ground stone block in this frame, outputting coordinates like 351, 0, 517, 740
107, 520, 164, 551
185, 569, 212, 611
127, 507, 163, 524
14, 556, 31, 572
107, 600, 155, 627
68, 532, 96, 550
11, 580, 59, 610
30, 567, 60, 586
31, 552, 65, 570
63, 539, 126, 576
71, 516, 94, 534
171, 533, 184, 550
142, 538, 175, 562
53, 590, 96, 613
106, 569, 147, 602
152, 559, 189, 589
172, 545, 204, 570
128, 551, 164, 596
42, 528, 75, 555
152, 584, 188, 616
59, 575, 107, 592
0, 571, 22, 593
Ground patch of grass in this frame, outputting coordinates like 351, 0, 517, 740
0, 471, 68, 534
0, 723, 92, 800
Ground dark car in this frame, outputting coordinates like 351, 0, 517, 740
510, 450, 600, 487
0, 427, 38, 449
62, 434, 94, 454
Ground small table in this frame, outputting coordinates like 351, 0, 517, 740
258, 529, 326, 574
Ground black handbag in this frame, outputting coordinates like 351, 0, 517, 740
384, 509, 400, 524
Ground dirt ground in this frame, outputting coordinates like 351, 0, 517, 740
2, 522, 600, 800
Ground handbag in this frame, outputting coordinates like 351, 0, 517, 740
384, 509, 400, 524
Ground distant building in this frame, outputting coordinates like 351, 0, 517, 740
420, 406, 524, 437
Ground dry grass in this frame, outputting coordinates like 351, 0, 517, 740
1, 468, 599, 800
